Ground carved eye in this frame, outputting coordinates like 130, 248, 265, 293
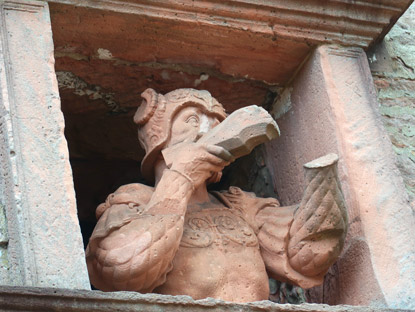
186, 115, 199, 127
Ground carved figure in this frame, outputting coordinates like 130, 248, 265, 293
86, 88, 348, 302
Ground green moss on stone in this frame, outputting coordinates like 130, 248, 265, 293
380, 106, 415, 118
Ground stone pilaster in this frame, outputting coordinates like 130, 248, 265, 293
0, 0, 90, 289
266, 45, 415, 308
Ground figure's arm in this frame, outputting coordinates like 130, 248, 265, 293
86, 143, 231, 292
86, 169, 193, 292
256, 154, 348, 288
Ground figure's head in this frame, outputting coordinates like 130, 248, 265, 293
134, 88, 227, 183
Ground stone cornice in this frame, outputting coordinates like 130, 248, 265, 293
47, 0, 413, 48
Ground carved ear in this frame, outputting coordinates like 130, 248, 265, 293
134, 88, 158, 125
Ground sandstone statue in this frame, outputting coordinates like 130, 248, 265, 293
86, 88, 348, 302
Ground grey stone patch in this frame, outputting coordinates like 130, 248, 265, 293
269, 280, 307, 305
56, 71, 128, 114
270, 87, 293, 120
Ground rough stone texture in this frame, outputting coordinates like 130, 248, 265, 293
368, 2, 415, 210
266, 45, 415, 309
54, 52, 278, 162
0, 0, 89, 288
46, 0, 413, 167
48, 0, 414, 53
0, 1, 412, 309
46, 0, 414, 241
0, 286, 407, 312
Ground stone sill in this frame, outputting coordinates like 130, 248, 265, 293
0, 286, 408, 312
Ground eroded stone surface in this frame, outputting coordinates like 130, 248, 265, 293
368, 2, 415, 210
55, 60, 278, 162
267, 45, 415, 309
0, 286, 405, 312
0, 0, 89, 289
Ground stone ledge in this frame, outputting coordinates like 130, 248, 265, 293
0, 286, 411, 312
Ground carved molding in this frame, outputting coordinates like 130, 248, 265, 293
0, 0, 90, 289
325, 46, 363, 59
46, 0, 413, 48
1, 0, 45, 13
0, 0, 40, 286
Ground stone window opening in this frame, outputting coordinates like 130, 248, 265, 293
1, 0, 414, 309
48, 1, 285, 271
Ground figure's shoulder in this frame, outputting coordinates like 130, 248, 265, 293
212, 186, 247, 204
212, 186, 280, 232
96, 183, 154, 219
114, 183, 154, 197
213, 186, 280, 210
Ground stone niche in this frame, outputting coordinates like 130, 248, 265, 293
39, 0, 415, 309
48, 3, 286, 249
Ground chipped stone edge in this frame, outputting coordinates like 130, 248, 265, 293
0, 286, 409, 312
304, 153, 339, 169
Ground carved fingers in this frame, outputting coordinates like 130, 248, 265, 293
169, 142, 232, 188
206, 144, 234, 162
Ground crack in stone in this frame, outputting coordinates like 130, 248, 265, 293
396, 56, 415, 74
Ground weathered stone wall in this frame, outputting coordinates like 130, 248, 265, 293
0, 0, 90, 288
368, 2, 415, 210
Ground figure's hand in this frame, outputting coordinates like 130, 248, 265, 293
169, 142, 232, 189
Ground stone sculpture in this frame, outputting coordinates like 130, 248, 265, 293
86, 88, 348, 302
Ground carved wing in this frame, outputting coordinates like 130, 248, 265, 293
256, 154, 348, 289
287, 154, 348, 278
86, 209, 184, 292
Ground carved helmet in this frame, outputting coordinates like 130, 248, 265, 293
134, 88, 227, 183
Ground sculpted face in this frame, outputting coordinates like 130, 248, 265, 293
167, 106, 221, 147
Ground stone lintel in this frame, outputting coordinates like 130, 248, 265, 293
0, 0, 89, 289
266, 45, 415, 308
0, 286, 404, 312
46, 0, 414, 89
46, 0, 413, 49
